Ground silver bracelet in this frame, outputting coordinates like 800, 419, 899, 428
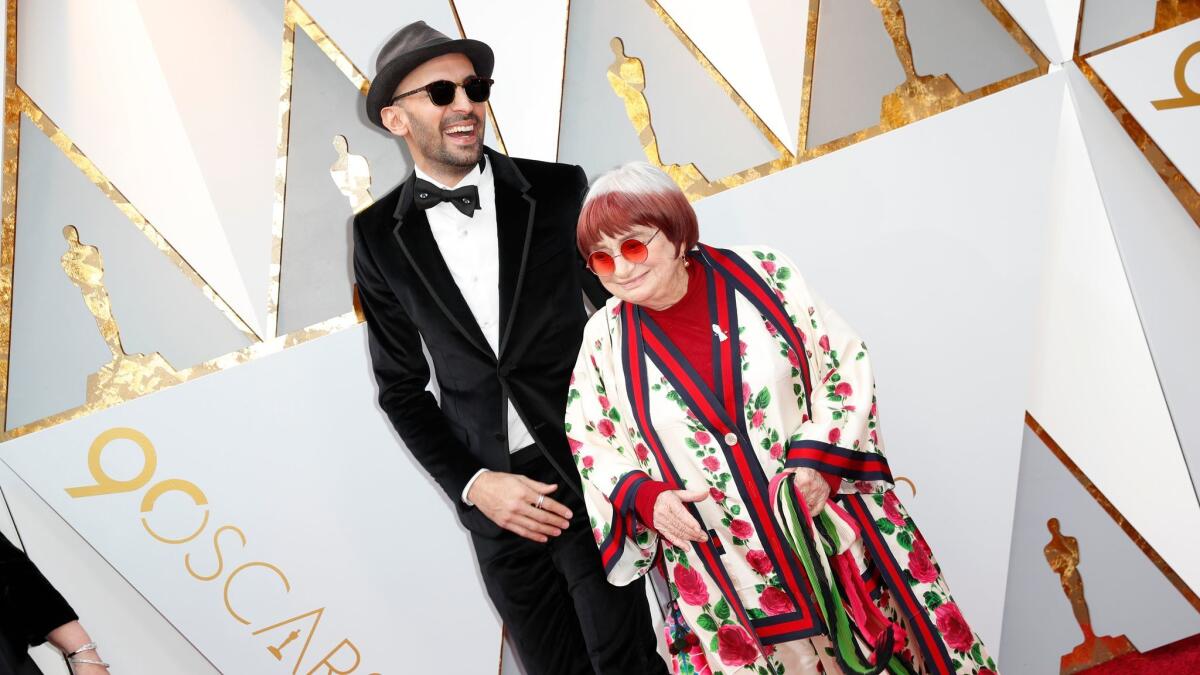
67, 657, 109, 668
66, 642, 97, 658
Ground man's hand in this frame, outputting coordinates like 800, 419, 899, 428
651, 489, 710, 551
467, 472, 573, 543
787, 467, 831, 515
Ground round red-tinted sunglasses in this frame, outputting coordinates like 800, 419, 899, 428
586, 230, 661, 276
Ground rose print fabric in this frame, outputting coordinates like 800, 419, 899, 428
565, 245, 996, 675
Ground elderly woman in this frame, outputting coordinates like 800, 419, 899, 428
565, 163, 994, 675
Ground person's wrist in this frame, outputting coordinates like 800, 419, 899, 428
462, 468, 492, 506
64, 641, 107, 671
67, 657, 109, 672
66, 642, 98, 658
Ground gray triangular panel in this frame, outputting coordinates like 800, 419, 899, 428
904, 0, 1037, 91
809, 0, 1038, 150
276, 29, 413, 337
7, 117, 252, 430
1000, 425, 1200, 671
1078, 0, 1157, 55
807, 0, 906, 148
559, 0, 777, 180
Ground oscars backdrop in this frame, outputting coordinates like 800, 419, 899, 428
1, 1, 1198, 673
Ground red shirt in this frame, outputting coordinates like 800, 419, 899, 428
644, 262, 713, 390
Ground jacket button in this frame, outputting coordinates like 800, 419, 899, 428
498, 364, 512, 377
494, 432, 506, 442
724, 432, 738, 446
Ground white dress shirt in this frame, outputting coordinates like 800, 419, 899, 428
414, 161, 533, 504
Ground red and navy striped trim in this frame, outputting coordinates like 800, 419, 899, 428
705, 261, 748, 436
699, 245, 813, 418
785, 441, 893, 483
750, 613, 822, 645
598, 508, 635, 575
610, 470, 653, 515
622, 303, 684, 488
641, 314, 824, 642
842, 494, 955, 674
620, 303, 779, 673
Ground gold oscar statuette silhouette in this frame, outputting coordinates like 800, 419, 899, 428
871, 0, 966, 128
606, 37, 717, 201
61, 225, 183, 404
268, 629, 301, 660
330, 134, 374, 213
1044, 518, 1137, 674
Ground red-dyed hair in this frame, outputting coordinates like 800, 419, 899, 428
577, 165, 698, 257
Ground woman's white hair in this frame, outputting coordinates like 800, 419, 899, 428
584, 161, 683, 204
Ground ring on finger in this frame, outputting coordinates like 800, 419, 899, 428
535, 495, 545, 510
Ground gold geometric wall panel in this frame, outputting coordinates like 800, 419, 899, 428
591, 0, 1049, 202
0, 0, 358, 439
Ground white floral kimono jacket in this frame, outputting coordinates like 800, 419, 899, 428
565, 245, 995, 675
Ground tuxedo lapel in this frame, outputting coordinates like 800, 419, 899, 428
391, 173, 494, 359
491, 150, 535, 359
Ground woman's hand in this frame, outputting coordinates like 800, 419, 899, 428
787, 467, 831, 515
652, 489, 710, 550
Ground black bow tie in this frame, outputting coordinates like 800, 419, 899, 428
414, 179, 481, 217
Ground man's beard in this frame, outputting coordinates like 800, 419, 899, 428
409, 112, 484, 169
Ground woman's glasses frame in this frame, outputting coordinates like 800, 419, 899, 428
586, 230, 662, 276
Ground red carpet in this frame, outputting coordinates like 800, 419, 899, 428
1082, 633, 1200, 674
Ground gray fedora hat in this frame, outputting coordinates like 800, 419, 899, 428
365, 21, 494, 129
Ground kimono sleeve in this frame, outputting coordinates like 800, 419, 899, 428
756, 247, 895, 494
564, 318, 662, 585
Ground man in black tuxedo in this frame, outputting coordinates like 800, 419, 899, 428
352, 21, 666, 675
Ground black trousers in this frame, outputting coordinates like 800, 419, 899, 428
471, 447, 668, 675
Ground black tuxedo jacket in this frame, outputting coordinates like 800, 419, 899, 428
352, 148, 608, 535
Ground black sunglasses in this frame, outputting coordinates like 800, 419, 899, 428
390, 76, 493, 107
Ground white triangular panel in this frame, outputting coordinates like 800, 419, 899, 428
1027, 73, 1200, 595
453, 0, 568, 161
1045, 0, 1084, 61
133, 0, 283, 337
1087, 19, 1200, 196
0, 461, 219, 674
657, 0, 800, 150
1064, 61, 1200, 513
998, 0, 1072, 63
17, 0, 262, 337
0, 326, 504, 674
748, 0, 809, 153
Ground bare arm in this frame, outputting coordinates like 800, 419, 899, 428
46, 621, 109, 674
